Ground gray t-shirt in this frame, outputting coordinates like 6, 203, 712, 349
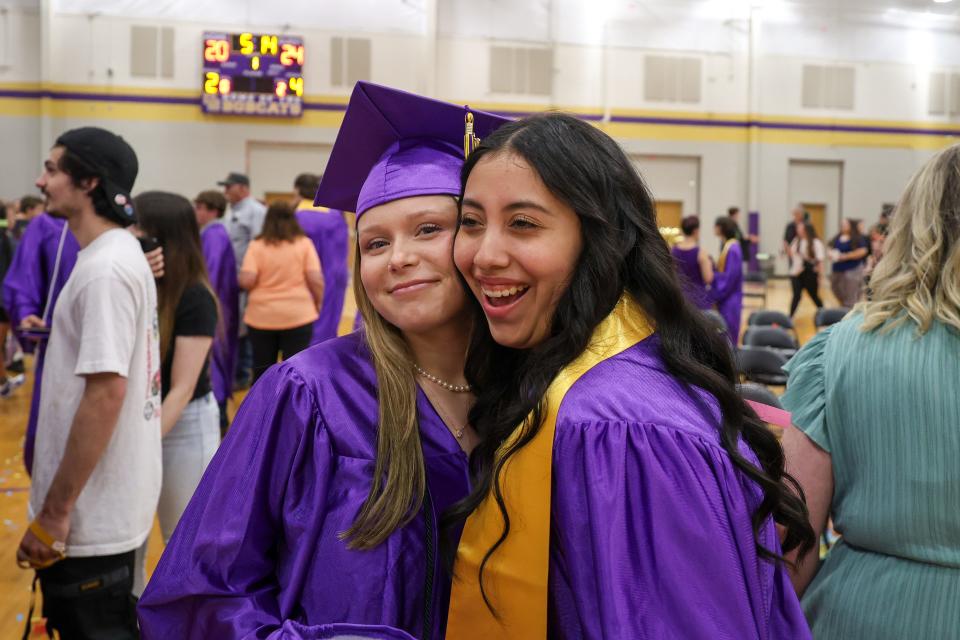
226, 196, 267, 267
29, 228, 162, 557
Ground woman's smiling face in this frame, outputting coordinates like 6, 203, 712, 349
358, 195, 469, 337
455, 152, 583, 350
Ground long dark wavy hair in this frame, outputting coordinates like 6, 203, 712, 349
134, 191, 219, 362
443, 113, 815, 608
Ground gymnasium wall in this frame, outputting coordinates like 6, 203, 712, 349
2, 0, 959, 271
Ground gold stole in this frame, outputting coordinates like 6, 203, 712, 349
446, 295, 654, 638
296, 199, 331, 213
717, 238, 737, 273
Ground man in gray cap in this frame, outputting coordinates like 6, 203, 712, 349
218, 172, 266, 266
16, 127, 160, 639
217, 172, 266, 387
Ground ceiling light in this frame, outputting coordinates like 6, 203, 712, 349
932, 0, 954, 5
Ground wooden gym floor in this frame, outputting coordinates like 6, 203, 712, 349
0, 277, 833, 638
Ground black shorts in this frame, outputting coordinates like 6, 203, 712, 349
0, 305, 9, 323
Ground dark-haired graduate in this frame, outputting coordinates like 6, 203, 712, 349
446, 114, 814, 638
137, 83, 507, 639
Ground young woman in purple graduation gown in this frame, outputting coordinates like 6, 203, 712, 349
445, 114, 815, 638
137, 83, 507, 639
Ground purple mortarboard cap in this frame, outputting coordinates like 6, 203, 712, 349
314, 81, 510, 218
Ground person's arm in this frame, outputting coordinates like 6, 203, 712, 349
137, 364, 332, 639
838, 242, 869, 262
782, 425, 833, 596
238, 270, 257, 290
306, 270, 324, 310
697, 248, 714, 285
239, 240, 259, 290
550, 416, 812, 638
17, 372, 126, 565
161, 336, 213, 436
3, 220, 45, 349
814, 240, 825, 274
303, 239, 324, 310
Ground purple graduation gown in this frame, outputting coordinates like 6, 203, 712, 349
295, 203, 349, 345
671, 245, 712, 310
546, 334, 810, 638
713, 241, 744, 344
200, 220, 239, 406
137, 332, 471, 639
1, 213, 79, 473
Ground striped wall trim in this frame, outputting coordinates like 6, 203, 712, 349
2, 86, 960, 138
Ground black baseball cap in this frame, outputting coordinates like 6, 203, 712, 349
55, 127, 138, 225
217, 172, 250, 187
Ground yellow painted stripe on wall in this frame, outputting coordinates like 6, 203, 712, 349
2, 83, 959, 149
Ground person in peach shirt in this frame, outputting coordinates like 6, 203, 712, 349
239, 201, 323, 382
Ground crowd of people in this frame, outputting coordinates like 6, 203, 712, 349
667, 203, 890, 347
1, 80, 956, 640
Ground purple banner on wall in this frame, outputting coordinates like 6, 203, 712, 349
748, 210, 760, 273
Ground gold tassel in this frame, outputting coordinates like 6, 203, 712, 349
464, 111, 481, 158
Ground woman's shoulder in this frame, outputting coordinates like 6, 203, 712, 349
556, 335, 725, 448
251, 332, 379, 447
282, 331, 373, 384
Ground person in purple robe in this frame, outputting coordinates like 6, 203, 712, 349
193, 190, 239, 434
292, 172, 350, 344
137, 82, 509, 639
713, 215, 745, 344
2, 212, 79, 473
445, 113, 813, 638
670, 214, 714, 310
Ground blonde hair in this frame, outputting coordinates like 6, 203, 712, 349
340, 249, 426, 550
859, 143, 960, 335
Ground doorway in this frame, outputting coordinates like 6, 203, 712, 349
788, 160, 843, 241
654, 200, 684, 228
800, 202, 827, 241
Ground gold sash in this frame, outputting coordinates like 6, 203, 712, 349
717, 238, 737, 273
446, 295, 654, 638
296, 199, 331, 213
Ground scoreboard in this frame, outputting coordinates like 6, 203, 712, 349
201, 31, 305, 118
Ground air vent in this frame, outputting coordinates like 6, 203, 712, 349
130, 25, 174, 79
489, 45, 553, 96
801, 64, 854, 110
331, 37, 371, 88
643, 55, 702, 104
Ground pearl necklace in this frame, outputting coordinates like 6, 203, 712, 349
412, 362, 472, 393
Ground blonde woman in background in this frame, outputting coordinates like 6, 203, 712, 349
781, 143, 960, 639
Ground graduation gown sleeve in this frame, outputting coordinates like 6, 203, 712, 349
547, 340, 810, 639
137, 363, 332, 639
201, 223, 239, 405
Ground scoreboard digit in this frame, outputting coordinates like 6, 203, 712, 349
201, 31, 304, 118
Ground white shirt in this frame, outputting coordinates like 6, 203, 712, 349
226, 196, 267, 267
788, 237, 825, 276
29, 228, 162, 557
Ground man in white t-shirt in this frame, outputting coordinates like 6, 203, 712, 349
16, 127, 160, 639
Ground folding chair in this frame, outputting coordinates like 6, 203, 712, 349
736, 382, 784, 410
742, 271, 767, 308
747, 309, 794, 331
735, 347, 789, 386
815, 307, 850, 329
742, 326, 799, 358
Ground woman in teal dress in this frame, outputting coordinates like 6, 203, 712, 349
781, 143, 960, 639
